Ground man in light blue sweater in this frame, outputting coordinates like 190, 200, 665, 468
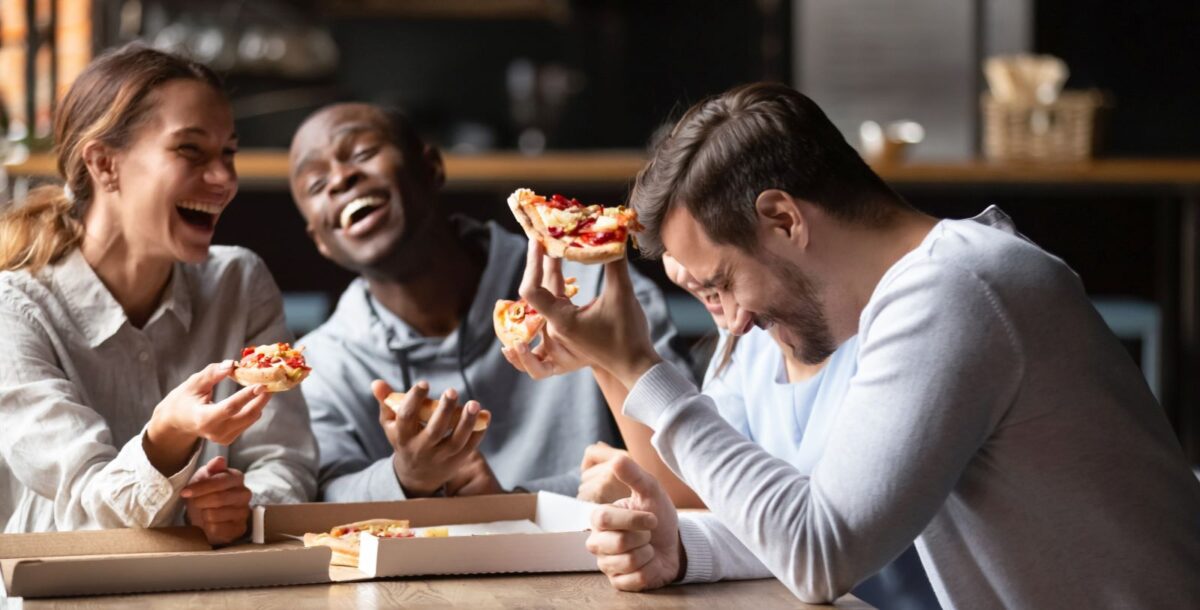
287, 103, 686, 501
505, 83, 1200, 609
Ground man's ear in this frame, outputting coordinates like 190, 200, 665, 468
754, 189, 808, 250
422, 144, 445, 189
81, 140, 120, 193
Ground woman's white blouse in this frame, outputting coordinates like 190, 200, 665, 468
0, 246, 317, 533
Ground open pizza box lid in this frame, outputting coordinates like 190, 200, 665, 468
0, 526, 330, 599
252, 491, 599, 578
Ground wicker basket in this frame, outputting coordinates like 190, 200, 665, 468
981, 90, 1104, 162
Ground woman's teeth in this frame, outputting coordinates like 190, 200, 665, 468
340, 196, 385, 230
176, 200, 223, 214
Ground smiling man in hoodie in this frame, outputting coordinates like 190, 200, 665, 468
287, 103, 685, 501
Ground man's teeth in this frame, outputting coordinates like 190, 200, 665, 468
177, 201, 222, 214
339, 196, 385, 230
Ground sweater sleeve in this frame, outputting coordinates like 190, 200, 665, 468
0, 301, 200, 529
623, 263, 1023, 602
677, 512, 774, 583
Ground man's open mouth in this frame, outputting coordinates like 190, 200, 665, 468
176, 200, 222, 231
339, 195, 388, 231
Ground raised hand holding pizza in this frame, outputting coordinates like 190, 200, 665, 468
500, 253, 593, 379
511, 240, 662, 389
373, 379, 488, 497
181, 455, 252, 545
144, 361, 272, 476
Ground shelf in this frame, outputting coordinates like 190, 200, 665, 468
8, 151, 1200, 192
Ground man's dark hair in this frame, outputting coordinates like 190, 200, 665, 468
631, 82, 905, 257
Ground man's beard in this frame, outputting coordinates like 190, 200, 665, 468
762, 253, 836, 365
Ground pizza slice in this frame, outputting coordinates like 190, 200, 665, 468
383, 392, 491, 432
232, 342, 311, 392
302, 532, 359, 567
493, 278, 578, 348
507, 188, 640, 264
302, 519, 414, 568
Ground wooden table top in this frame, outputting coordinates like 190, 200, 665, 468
8, 151, 1200, 190
12, 573, 871, 609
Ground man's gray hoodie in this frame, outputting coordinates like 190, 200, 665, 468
299, 218, 688, 500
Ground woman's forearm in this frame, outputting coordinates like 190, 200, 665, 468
592, 366, 705, 508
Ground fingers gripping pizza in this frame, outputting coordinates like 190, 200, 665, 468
383, 392, 492, 432
507, 188, 640, 264
493, 279, 578, 348
232, 342, 311, 392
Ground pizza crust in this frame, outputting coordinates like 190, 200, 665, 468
303, 532, 359, 567
231, 365, 310, 392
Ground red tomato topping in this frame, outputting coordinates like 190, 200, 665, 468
546, 193, 583, 210
569, 216, 596, 236
577, 229, 625, 246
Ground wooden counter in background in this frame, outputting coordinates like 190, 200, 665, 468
8, 151, 1200, 190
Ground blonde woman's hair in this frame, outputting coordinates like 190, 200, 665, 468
0, 43, 223, 273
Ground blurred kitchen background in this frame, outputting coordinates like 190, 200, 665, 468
2, 0, 1199, 464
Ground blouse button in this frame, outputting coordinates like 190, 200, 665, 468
139, 352, 151, 363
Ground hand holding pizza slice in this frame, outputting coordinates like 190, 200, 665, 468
493, 277, 578, 349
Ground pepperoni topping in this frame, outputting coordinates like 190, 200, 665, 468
546, 193, 583, 210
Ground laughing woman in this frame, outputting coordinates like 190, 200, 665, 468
0, 45, 317, 543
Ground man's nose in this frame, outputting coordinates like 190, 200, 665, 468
328, 161, 362, 195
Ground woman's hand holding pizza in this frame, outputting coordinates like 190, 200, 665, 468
144, 361, 272, 475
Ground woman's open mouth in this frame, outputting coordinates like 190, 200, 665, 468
175, 200, 222, 232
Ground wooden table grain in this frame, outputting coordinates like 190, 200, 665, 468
11, 573, 872, 609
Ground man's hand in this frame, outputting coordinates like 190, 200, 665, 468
587, 455, 684, 591
445, 450, 505, 496
507, 241, 662, 388
578, 442, 632, 504
182, 456, 252, 545
375, 380, 489, 497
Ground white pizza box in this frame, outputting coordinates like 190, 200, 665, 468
0, 526, 331, 599
252, 491, 600, 577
